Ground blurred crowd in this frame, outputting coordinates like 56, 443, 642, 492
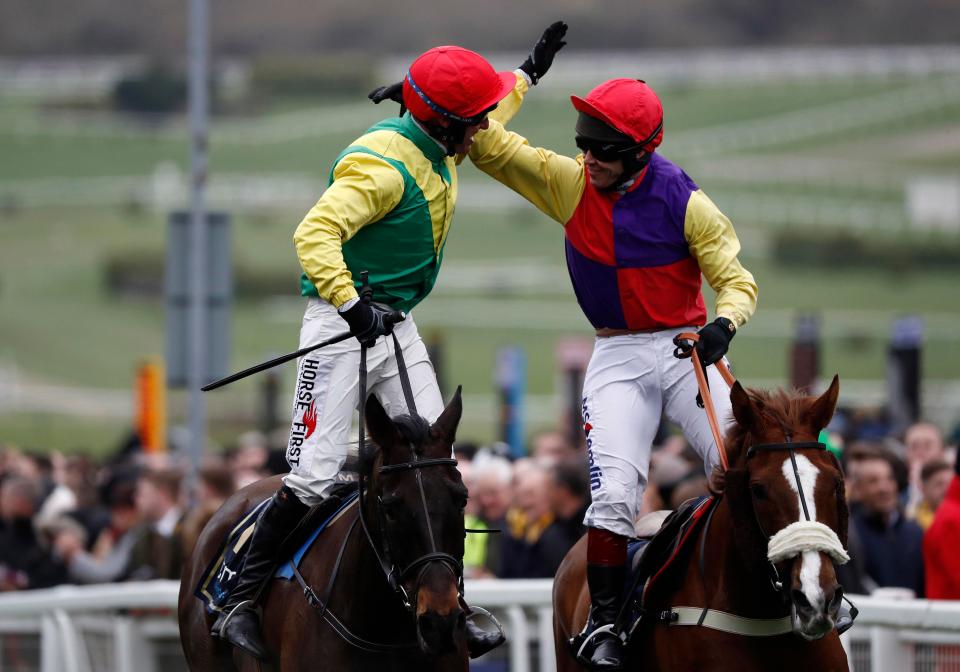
0, 407, 957, 600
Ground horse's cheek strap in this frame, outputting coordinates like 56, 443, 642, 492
723, 470, 770, 575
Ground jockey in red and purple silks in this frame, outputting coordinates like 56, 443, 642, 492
469, 78, 758, 670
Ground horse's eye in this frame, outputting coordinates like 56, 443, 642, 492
750, 482, 768, 499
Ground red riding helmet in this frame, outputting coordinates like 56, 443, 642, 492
571, 79, 664, 151
403, 46, 516, 124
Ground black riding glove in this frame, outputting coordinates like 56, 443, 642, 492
368, 82, 405, 116
518, 20, 568, 85
339, 300, 402, 346
695, 317, 736, 365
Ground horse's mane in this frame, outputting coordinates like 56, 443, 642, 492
725, 386, 812, 466
358, 413, 433, 473
391, 414, 432, 457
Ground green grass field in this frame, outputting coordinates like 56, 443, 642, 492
2, 73, 959, 453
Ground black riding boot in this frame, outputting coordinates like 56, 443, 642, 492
576, 563, 627, 671
212, 485, 309, 660
461, 598, 506, 658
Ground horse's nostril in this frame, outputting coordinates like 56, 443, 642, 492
792, 589, 811, 610
828, 585, 844, 611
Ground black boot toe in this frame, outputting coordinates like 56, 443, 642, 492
589, 634, 625, 670
465, 616, 506, 658
222, 608, 270, 660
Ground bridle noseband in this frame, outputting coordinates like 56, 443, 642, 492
745, 439, 849, 595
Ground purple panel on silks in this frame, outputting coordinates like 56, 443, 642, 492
565, 240, 627, 329
613, 154, 698, 269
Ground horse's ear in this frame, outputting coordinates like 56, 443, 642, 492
430, 385, 462, 450
808, 374, 840, 433
730, 381, 756, 430
365, 393, 400, 450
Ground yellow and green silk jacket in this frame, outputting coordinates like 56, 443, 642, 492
295, 73, 529, 313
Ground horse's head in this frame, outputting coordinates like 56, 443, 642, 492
724, 375, 850, 641
362, 387, 468, 657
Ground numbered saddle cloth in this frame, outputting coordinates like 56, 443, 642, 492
195, 487, 358, 614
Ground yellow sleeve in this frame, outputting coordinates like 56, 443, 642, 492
293, 153, 404, 307
468, 119, 585, 224
684, 189, 758, 328
488, 71, 529, 126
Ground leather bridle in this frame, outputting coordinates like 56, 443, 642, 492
355, 331, 464, 613
745, 438, 828, 595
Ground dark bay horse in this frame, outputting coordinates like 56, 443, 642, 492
554, 376, 850, 671
179, 390, 471, 671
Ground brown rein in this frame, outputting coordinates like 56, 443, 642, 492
673, 332, 736, 471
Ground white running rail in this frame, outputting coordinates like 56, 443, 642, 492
0, 581, 958, 671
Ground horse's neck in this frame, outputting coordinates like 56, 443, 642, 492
702, 498, 789, 618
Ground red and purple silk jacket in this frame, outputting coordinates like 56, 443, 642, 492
565, 153, 706, 330
469, 121, 758, 331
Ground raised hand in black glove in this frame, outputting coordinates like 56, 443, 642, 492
339, 300, 403, 346
368, 82, 405, 116
695, 317, 736, 365
518, 20, 568, 85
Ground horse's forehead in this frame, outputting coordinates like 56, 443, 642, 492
779, 453, 821, 520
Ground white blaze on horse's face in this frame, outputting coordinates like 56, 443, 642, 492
781, 455, 824, 611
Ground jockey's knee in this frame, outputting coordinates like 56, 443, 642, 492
585, 484, 639, 540
281, 474, 332, 507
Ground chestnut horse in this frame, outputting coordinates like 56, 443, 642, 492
179, 390, 470, 671
554, 376, 850, 671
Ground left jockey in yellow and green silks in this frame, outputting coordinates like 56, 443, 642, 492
211, 23, 569, 663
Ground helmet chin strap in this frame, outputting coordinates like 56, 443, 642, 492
602, 150, 652, 192
423, 119, 469, 158
596, 118, 661, 192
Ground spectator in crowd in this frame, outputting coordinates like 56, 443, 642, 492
546, 457, 591, 554
0, 476, 67, 590
61, 455, 110, 551
849, 449, 925, 596
909, 459, 953, 530
500, 461, 560, 578
903, 421, 947, 509
650, 452, 694, 512
454, 441, 480, 464
467, 453, 513, 577
458, 459, 484, 577
180, 462, 236, 562
834, 443, 879, 594
33, 453, 78, 528
54, 478, 145, 584
128, 468, 185, 580
924, 455, 960, 599
530, 430, 579, 464
229, 431, 271, 489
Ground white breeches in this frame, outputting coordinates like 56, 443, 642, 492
282, 298, 444, 505
581, 327, 734, 539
